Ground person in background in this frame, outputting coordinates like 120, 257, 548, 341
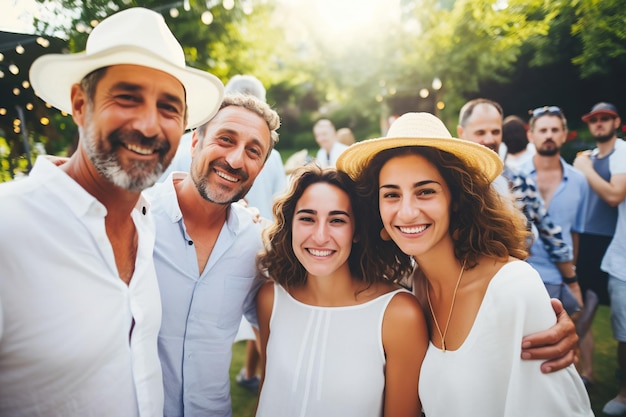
457, 99, 581, 318
573, 103, 626, 415
150, 94, 280, 417
0, 7, 223, 417
338, 112, 593, 417
572, 102, 623, 391
337, 127, 356, 146
313, 118, 348, 168
521, 106, 587, 315
502, 115, 535, 173
255, 165, 426, 417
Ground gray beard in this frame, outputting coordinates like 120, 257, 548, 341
80, 127, 165, 193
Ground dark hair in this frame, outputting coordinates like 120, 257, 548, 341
357, 146, 529, 273
257, 165, 371, 288
502, 115, 529, 154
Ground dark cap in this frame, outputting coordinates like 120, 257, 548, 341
582, 102, 619, 122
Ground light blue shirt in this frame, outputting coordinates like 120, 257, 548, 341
521, 158, 588, 285
148, 174, 264, 417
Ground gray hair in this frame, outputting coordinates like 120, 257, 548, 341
458, 98, 503, 128
224, 75, 267, 102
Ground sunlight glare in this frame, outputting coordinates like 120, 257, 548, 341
314, 0, 396, 37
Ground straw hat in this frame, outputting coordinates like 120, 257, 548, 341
29, 7, 223, 130
336, 112, 503, 182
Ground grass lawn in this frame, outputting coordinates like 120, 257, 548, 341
231, 305, 619, 416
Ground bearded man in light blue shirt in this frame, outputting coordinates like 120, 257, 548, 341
148, 94, 280, 417
521, 106, 588, 315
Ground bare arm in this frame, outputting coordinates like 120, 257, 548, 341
574, 154, 626, 206
255, 282, 275, 411
521, 298, 578, 373
382, 292, 428, 417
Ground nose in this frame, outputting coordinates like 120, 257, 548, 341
481, 134, 496, 147
224, 144, 246, 169
312, 222, 329, 245
132, 103, 161, 139
398, 196, 419, 221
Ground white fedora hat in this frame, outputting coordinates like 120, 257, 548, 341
29, 7, 223, 130
337, 112, 503, 182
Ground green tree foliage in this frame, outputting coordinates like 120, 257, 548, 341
571, 0, 626, 77
2, 0, 625, 182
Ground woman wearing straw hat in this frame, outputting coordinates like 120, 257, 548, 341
337, 113, 593, 416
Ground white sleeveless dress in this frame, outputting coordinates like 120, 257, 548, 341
256, 284, 407, 417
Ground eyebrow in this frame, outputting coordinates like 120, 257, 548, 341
216, 128, 268, 151
111, 81, 184, 108
379, 179, 440, 189
296, 209, 351, 217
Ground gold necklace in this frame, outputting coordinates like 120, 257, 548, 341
426, 260, 466, 352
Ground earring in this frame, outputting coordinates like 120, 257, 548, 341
380, 228, 391, 241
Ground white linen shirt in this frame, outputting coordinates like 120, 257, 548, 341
315, 142, 348, 168
0, 156, 163, 417
149, 173, 264, 417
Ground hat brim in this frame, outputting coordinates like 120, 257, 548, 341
30, 45, 223, 130
581, 110, 619, 122
336, 135, 503, 182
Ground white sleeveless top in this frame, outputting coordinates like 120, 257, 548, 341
256, 284, 407, 417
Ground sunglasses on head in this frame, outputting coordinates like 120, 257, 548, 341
529, 106, 563, 118
588, 115, 614, 124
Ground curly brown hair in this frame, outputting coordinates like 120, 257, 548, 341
356, 146, 530, 274
257, 165, 374, 288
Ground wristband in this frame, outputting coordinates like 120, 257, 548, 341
562, 274, 578, 284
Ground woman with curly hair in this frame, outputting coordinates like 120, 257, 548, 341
337, 112, 592, 417
255, 165, 427, 417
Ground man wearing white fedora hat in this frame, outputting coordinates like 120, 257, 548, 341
0, 7, 222, 417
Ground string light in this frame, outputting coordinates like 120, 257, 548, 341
201, 11, 214, 25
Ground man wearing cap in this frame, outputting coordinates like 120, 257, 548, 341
149, 93, 280, 417
520, 106, 588, 318
572, 102, 624, 391
574, 103, 626, 415
0, 7, 222, 417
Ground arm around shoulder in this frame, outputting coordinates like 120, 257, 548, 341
382, 291, 429, 417
521, 298, 577, 373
